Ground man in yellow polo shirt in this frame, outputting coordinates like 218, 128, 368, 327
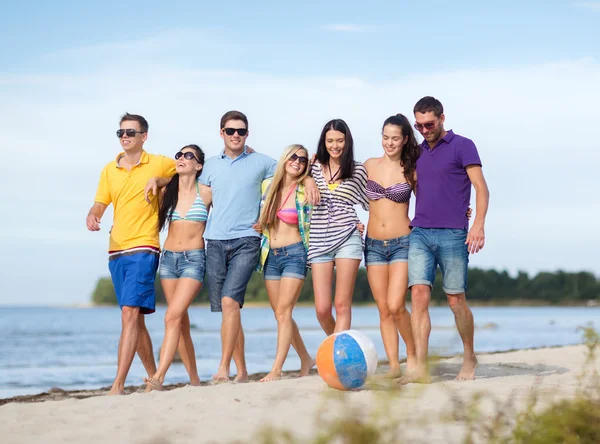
86, 113, 175, 395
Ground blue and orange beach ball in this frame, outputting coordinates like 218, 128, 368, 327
316, 330, 378, 390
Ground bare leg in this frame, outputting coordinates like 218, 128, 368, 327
448, 293, 477, 380
291, 319, 315, 376
136, 314, 157, 379
213, 297, 241, 382
161, 278, 200, 385
178, 311, 201, 385
332, 259, 360, 333
232, 326, 249, 383
109, 306, 141, 395
400, 284, 431, 384
261, 278, 306, 382
367, 264, 401, 377
145, 278, 201, 392
387, 262, 416, 375
312, 262, 336, 335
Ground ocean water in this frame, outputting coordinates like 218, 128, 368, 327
0, 305, 598, 399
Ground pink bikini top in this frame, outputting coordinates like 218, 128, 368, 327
277, 186, 298, 225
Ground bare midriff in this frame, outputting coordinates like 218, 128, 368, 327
367, 199, 412, 240
163, 221, 206, 251
269, 218, 302, 249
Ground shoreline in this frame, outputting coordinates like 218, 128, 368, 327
1, 300, 598, 309
0, 341, 582, 406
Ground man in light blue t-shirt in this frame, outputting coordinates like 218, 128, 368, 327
200, 110, 276, 382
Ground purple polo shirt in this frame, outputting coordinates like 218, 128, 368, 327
411, 130, 482, 230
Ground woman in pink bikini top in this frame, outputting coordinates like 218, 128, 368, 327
253, 144, 315, 383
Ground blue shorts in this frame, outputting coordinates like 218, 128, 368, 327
264, 241, 308, 281
364, 234, 410, 266
159, 249, 205, 282
205, 237, 261, 312
108, 251, 159, 314
408, 227, 469, 294
311, 230, 363, 264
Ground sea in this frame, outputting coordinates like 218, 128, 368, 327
0, 305, 598, 399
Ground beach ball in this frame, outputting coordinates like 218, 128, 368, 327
316, 330, 378, 390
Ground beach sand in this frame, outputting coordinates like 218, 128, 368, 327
1, 344, 597, 443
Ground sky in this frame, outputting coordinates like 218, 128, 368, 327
0, 0, 599, 305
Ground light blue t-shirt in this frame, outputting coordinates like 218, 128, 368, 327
199, 147, 277, 240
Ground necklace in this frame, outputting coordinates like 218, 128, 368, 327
327, 163, 341, 184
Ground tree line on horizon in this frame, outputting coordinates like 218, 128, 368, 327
91, 267, 600, 306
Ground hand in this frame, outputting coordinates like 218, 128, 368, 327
465, 223, 485, 254
144, 178, 159, 203
356, 222, 365, 236
303, 177, 320, 206
466, 207, 473, 220
252, 223, 262, 233
246, 146, 255, 154
86, 214, 101, 231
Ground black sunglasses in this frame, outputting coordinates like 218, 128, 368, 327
289, 153, 308, 165
223, 127, 248, 136
413, 122, 436, 132
116, 129, 145, 138
175, 151, 200, 162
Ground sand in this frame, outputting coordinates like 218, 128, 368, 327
1, 344, 597, 444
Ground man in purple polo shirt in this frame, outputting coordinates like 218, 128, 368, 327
402, 96, 489, 384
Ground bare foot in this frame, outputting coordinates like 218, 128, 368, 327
385, 366, 403, 379
456, 353, 477, 381
398, 367, 431, 385
299, 357, 316, 377
144, 377, 164, 392
260, 370, 282, 382
107, 387, 124, 396
212, 368, 230, 383
405, 356, 418, 375
189, 378, 201, 387
233, 371, 249, 383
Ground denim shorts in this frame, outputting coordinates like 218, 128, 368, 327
264, 241, 308, 281
159, 249, 206, 282
364, 234, 409, 266
311, 230, 363, 264
205, 237, 261, 312
108, 251, 159, 315
408, 227, 469, 294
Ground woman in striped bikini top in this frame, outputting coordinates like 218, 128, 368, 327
363, 114, 421, 379
365, 180, 411, 204
153, 144, 212, 390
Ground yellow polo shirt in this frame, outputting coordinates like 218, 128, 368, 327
94, 151, 176, 252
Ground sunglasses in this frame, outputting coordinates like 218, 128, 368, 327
116, 129, 145, 138
289, 153, 308, 165
223, 127, 248, 136
175, 151, 200, 162
413, 122, 436, 132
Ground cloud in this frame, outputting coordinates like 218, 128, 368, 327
573, 1, 600, 11
321, 24, 374, 32
0, 33, 599, 304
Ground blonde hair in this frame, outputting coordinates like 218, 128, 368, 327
258, 144, 310, 231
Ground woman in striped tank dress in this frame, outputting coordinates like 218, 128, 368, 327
309, 119, 369, 335
144, 144, 211, 391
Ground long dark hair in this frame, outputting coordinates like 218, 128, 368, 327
383, 114, 420, 190
315, 119, 355, 180
158, 144, 205, 231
